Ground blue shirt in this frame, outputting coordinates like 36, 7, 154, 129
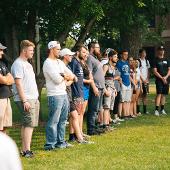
116, 60, 130, 87
69, 57, 84, 98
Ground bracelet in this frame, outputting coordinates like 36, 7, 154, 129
23, 100, 28, 104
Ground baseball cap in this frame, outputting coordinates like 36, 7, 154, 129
59, 48, 75, 57
157, 46, 165, 51
0, 43, 7, 50
48, 41, 61, 49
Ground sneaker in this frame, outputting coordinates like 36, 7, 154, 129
23, 150, 34, 158
104, 126, 116, 132
82, 134, 91, 141
111, 119, 120, 125
145, 111, 149, 114
95, 128, 106, 134
56, 141, 74, 149
137, 112, 142, 116
87, 131, 101, 136
161, 109, 167, 115
116, 117, 125, 122
78, 140, 94, 144
154, 110, 159, 116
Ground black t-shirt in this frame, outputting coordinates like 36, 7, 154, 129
81, 62, 90, 87
153, 57, 170, 81
69, 57, 84, 98
0, 60, 12, 99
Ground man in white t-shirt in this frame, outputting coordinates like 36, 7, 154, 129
138, 49, 150, 114
11, 40, 39, 158
43, 41, 75, 150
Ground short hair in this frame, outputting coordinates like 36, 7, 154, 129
74, 44, 88, 52
139, 48, 146, 54
120, 49, 128, 55
88, 41, 98, 50
20, 40, 35, 51
108, 49, 118, 58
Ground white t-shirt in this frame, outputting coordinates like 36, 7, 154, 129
136, 67, 141, 81
0, 132, 22, 170
139, 58, 150, 81
43, 58, 73, 96
100, 58, 108, 66
11, 58, 39, 101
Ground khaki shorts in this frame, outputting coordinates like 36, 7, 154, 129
120, 84, 132, 102
0, 98, 12, 130
16, 99, 40, 127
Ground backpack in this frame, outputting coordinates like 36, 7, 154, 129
138, 58, 149, 68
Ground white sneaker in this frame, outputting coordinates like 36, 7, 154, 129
161, 109, 167, 115
154, 110, 159, 116
116, 117, 125, 122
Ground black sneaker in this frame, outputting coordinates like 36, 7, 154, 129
95, 128, 106, 133
87, 131, 101, 136
24, 150, 34, 158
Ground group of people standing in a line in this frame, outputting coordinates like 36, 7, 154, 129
0, 40, 169, 158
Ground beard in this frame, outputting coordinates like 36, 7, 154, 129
93, 50, 101, 60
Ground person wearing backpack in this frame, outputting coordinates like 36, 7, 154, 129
137, 49, 150, 114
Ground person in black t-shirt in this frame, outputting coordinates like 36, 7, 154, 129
153, 46, 170, 116
0, 43, 14, 133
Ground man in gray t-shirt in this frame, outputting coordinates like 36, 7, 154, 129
11, 40, 39, 158
86, 42, 107, 135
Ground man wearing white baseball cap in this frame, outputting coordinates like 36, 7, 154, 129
60, 48, 75, 57
0, 43, 14, 133
43, 41, 76, 150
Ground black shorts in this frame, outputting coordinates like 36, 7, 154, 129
142, 83, 149, 95
112, 91, 121, 115
155, 80, 169, 95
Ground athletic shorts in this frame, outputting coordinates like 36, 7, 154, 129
103, 87, 116, 110
0, 98, 12, 130
155, 80, 169, 95
16, 99, 40, 127
83, 85, 90, 101
120, 84, 132, 102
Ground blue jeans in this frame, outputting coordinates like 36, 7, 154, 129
87, 88, 104, 134
44, 95, 69, 150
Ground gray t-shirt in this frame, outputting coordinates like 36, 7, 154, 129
11, 57, 39, 101
114, 68, 121, 92
86, 54, 105, 89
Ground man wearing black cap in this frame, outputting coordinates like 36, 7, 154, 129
153, 46, 170, 116
0, 43, 14, 133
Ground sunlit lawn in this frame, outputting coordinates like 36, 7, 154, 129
9, 84, 170, 170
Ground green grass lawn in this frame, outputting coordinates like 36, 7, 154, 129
9, 85, 170, 170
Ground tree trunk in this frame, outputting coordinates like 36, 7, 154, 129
74, 16, 96, 48
4, 24, 19, 66
27, 9, 37, 72
120, 27, 143, 58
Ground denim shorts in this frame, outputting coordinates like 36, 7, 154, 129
103, 87, 116, 110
